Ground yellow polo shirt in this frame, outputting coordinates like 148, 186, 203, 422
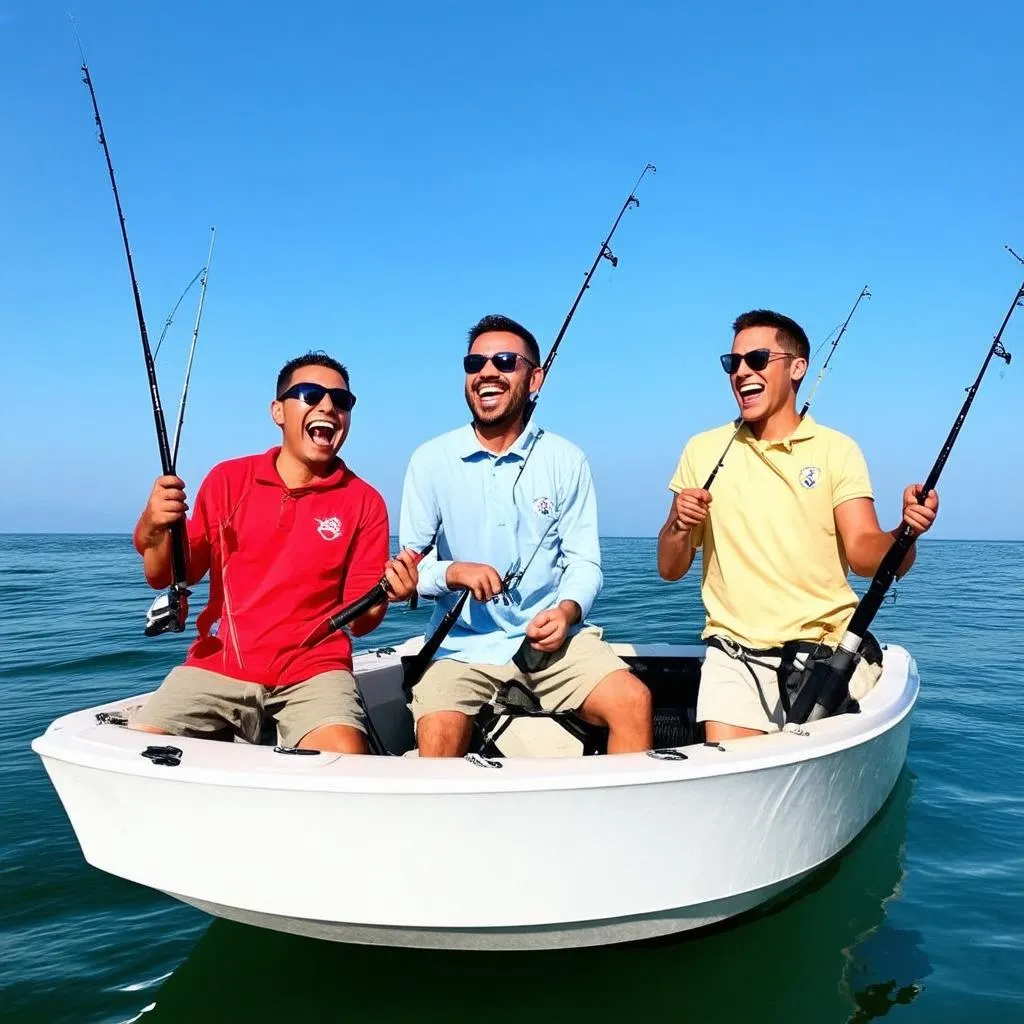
668, 415, 874, 649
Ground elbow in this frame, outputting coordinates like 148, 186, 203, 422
144, 568, 172, 591
658, 562, 684, 582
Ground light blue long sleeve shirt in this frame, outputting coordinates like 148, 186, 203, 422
398, 422, 604, 665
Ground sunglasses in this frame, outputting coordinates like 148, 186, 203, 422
719, 349, 795, 375
276, 382, 357, 412
463, 351, 538, 375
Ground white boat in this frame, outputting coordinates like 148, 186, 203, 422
31, 638, 918, 951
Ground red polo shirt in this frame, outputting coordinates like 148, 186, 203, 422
181, 447, 388, 686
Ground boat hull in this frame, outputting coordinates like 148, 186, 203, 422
32, 641, 917, 950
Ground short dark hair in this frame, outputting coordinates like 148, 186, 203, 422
467, 314, 541, 366
276, 351, 350, 397
732, 310, 810, 362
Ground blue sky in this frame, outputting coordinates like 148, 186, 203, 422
1, 0, 1021, 539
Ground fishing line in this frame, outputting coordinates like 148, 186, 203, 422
402, 163, 657, 690
702, 285, 872, 490
72, 21, 192, 636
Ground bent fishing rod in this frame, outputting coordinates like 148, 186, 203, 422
400, 163, 656, 686
799, 285, 871, 417
702, 285, 872, 490
788, 269, 1020, 725
154, 267, 204, 359
171, 226, 216, 467
76, 39, 190, 637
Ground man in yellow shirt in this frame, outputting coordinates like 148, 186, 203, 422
657, 309, 939, 742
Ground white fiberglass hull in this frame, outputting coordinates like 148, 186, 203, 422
32, 641, 917, 950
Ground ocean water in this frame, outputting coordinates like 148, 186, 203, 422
1, 534, 1022, 1023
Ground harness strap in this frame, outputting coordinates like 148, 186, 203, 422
707, 635, 824, 661
707, 632, 884, 726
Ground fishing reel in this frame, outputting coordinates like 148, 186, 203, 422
994, 341, 1012, 365
144, 583, 191, 637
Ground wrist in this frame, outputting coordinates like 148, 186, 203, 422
137, 520, 167, 553
557, 600, 581, 625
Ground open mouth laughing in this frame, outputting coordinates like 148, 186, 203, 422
305, 417, 341, 449
475, 381, 509, 412
737, 381, 766, 409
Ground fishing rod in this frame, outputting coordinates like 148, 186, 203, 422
702, 285, 872, 490
304, 165, 656, 654
523, 162, 656, 424
788, 267, 1020, 724
171, 226, 216, 466
75, 31, 191, 637
402, 163, 656, 690
799, 285, 871, 417
301, 534, 438, 647
153, 266, 205, 360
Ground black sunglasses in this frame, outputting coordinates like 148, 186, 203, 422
277, 382, 357, 412
463, 351, 538, 374
719, 349, 795, 375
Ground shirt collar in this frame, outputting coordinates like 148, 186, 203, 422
741, 413, 818, 452
457, 421, 541, 461
253, 447, 349, 490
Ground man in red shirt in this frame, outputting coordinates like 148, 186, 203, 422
130, 351, 418, 753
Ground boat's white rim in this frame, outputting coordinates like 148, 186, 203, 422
31, 640, 918, 796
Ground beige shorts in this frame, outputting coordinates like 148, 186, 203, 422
131, 665, 366, 746
697, 642, 883, 733
410, 626, 628, 724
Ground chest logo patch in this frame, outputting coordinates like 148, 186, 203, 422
799, 466, 820, 490
533, 496, 554, 516
315, 516, 343, 541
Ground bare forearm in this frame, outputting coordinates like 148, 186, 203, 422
657, 520, 696, 581
849, 528, 917, 578
134, 517, 174, 590
349, 602, 387, 637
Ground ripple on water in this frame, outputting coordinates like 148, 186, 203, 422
1, 536, 1022, 1023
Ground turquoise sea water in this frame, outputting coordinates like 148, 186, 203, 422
1, 535, 1022, 1023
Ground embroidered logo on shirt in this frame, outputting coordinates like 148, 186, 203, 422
799, 466, 820, 490
315, 516, 343, 541
533, 496, 554, 516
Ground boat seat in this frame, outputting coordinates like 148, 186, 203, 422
388, 653, 705, 757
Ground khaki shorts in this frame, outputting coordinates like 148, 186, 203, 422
131, 665, 366, 746
697, 641, 883, 733
410, 626, 628, 724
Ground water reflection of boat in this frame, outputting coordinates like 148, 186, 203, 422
140, 771, 927, 1024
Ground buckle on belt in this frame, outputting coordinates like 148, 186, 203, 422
715, 636, 744, 660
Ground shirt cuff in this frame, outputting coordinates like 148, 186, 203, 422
418, 559, 455, 598
556, 567, 601, 621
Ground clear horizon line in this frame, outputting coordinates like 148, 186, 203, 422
1, 532, 1022, 544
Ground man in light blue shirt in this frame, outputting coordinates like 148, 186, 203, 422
399, 314, 652, 757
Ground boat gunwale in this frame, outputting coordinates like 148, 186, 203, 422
31, 641, 918, 796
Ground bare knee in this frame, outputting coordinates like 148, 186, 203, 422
299, 723, 369, 754
582, 670, 652, 727
130, 722, 171, 735
416, 711, 473, 757
703, 721, 765, 743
